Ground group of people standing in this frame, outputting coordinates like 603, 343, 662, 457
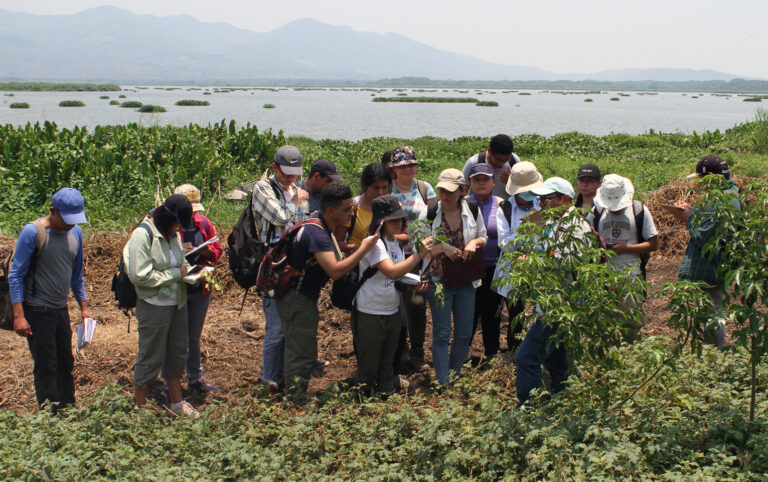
8, 133, 736, 414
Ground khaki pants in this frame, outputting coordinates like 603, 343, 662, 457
134, 300, 188, 387
276, 289, 319, 395
353, 310, 401, 393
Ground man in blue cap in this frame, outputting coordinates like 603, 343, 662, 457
9, 187, 92, 412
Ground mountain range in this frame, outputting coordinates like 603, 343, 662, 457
0, 6, 747, 83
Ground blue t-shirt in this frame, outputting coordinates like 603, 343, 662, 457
289, 214, 335, 299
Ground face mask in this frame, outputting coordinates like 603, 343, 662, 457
519, 191, 538, 202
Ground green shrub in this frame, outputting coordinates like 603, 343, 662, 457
9, 103, 29, 109
610, 97, 620, 101
109, 100, 119, 106
118, 94, 126, 99
58, 100, 85, 107
99, 95, 109, 100
203, 92, 212, 95
584, 98, 594, 102
120, 101, 142, 108
372, 97, 479, 103
744, 97, 763, 102
138, 105, 166, 113
175, 99, 210, 106
519, 92, 532, 95
263, 104, 276, 109
475, 101, 498, 107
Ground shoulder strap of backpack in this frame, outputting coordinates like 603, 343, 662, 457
359, 265, 379, 287
31, 220, 47, 252
465, 199, 479, 219
477, 151, 486, 164
427, 201, 439, 222
501, 200, 513, 225
592, 206, 605, 231
633, 200, 646, 243
138, 222, 154, 244
417, 180, 429, 204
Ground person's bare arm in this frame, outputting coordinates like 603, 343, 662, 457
313, 233, 380, 280
12, 303, 31, 337
611, 236, 658, 255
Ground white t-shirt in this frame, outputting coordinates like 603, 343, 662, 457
596, 204, 658, 276
355, 238, 404, 315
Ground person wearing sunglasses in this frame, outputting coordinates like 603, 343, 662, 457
513, 178, 592, 406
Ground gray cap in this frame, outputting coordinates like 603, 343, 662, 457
274, 145, 303, 176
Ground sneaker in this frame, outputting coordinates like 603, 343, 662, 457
171, 400, 200, 418
188, 376, 220, 394
396, 375, 418, 393
311, 359, 330, 378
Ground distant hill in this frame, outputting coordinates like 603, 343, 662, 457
0, 6, 749, 83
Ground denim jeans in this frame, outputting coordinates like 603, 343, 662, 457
23, 304, 75, 412
261, 296, 285, 385
515, 317, 569, 406
427, 282, 476, 384
186, 288, 211, 382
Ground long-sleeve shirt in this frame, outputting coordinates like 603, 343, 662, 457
9, 222, 86, 308
251, 175, 304, 241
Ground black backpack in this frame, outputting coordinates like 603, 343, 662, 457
330, 265, 379, 311
1, 221, 48, 331
111, 223, 153, 309
593, 200, 650, 279
227, 179, 283, 291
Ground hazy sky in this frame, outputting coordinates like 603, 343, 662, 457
2, 0, 766, 78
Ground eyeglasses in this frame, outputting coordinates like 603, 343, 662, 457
540, 193, 563, 201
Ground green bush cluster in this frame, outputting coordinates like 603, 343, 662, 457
9, 102, 30, 109
263, 104, 276, 109
58, 100, 85, 107
475, 101, 499, 107
0, 341, 765, 479
120, 101, 142, 108
372, 97, 480, 103
175, 99, 210, 106
137, 105, 166, 113
109, 100, 119, 106
0, 82, 120, 92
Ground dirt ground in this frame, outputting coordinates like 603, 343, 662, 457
0, 179, 741, 412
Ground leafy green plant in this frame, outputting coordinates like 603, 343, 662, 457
475, 101, 498, 107
263, 104, 276, 108
120, 101, 142, 108
99, 95, 109, 99
58, 100, 85, 107
9, 102, 29, 109
494, 207, 648, 405
109, 100, 119, 105
698, 176, 768, 421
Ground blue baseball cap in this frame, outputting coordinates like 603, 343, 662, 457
530, 177, 576, 199
469, 163, 495, 179
51, 188, 87, 225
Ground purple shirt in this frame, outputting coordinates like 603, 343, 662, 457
468, 194, 498, 266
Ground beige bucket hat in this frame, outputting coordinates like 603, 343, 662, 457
506, 161, 544, 196
594, 174, 634, 212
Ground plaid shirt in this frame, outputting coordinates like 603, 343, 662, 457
251, 176, 305, 242
678, 181, 739, 285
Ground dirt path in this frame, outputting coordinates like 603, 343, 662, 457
1, 228, 716, 413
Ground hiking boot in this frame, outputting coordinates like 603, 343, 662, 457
171, 401, 200, 418
188, 376, 220, 394
311, 359, 330, 378
409, 351, 429, 372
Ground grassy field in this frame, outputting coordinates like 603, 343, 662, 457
1, 115, 768, 478
1, 112, 768, 235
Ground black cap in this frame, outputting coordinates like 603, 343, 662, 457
309, 158, 344, 182
371, 195, 407, 227
695, 155, 730, 180
577, 163, 602, 180
164, 194, 193, 227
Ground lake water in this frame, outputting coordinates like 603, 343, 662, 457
1, 86, 762, 140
